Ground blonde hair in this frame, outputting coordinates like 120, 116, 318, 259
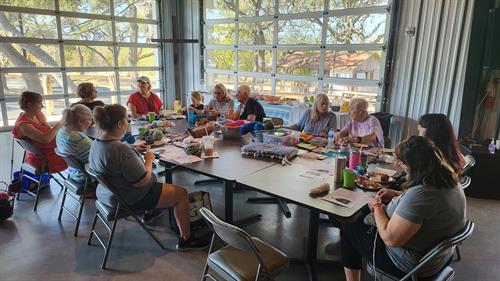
191, 91, 204, 103
310, 93, 330, 122
62, 104, 92, 130
214, 83, 229, 100
349, 98, 369, 114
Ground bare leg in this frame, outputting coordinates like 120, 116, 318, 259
155, 183, 191, 240
344, 268, 361, 281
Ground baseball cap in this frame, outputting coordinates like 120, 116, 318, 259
136, 76, 151, 85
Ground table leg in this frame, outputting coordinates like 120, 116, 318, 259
307, 209, 320, 281
164, 163, 173, 184
224, 180, 234, 224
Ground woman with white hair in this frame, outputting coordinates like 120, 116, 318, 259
56, 104, 94, 183
336, 98, 384, 147
287, 93, 337, 137
205, 83, 234, 118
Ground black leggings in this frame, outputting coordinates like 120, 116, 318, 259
340, 212, 406, 278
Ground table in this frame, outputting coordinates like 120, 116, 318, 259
236, 163, 369, 281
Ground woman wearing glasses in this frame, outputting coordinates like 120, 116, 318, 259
205, 83, 234, 118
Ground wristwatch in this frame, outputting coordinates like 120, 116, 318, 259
357, 136, 362, 143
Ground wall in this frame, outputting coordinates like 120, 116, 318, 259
386, 0, 474, 144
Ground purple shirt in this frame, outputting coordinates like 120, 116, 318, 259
340, 115, 384, 147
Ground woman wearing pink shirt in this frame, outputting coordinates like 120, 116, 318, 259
336, 98, 384, 147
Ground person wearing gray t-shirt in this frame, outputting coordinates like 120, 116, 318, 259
88, 104, 209, 251
340, 136, 466, 281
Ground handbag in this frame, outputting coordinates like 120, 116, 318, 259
169, 191, 213, 238
7, 176, 21, 195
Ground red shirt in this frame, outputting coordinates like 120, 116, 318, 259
12, 112, 67, 173
126, 91, 163, 115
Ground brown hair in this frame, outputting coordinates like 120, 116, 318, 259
19, 91, 43, 111
93, 104, 127, 133
76, 82, 96, 99
396, 136, 458, 190
418, 113, 465, 174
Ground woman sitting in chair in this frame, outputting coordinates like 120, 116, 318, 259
417, 113, 465, 174
88, 104, 208, 251
335, 98, 384, 147
56, 104, 93, 184
70, 82, 105, 112
286, 93, 336, 137
12, 91, 67, 173
340, 136, 466, 281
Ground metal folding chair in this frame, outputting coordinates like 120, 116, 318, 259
13, 138, 65, 211
366, 220, 475, 281
200, 207, 289, 281
56, 152, 94, 236
85, 164, 167, 269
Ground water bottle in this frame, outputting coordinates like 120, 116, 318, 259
219, 114, 225, 123
327, 129, 335, 148
489, 139, 496, 154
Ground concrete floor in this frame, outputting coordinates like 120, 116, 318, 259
0, 131, 499, 281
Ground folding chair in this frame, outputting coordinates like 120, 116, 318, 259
200, 207, 289, 281
56, 152, 94, 236
366, 220, 474, 281
13, 138, 65, 211
85, 164, 167, 269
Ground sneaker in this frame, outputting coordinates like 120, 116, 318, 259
176, 236, 210, 251
142, 209, 163, 224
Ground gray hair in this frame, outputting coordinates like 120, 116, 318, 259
61, 104, 92, 130
349, 98, 369, 113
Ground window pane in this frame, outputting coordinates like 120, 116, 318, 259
43, 99, 68, 122
237, 76, 272, 95
206, 24, 235, 45
2, 73, 63, 97
238, 50, 272, 72
207, 73, 235, 91
275, 79, 318, 98
0, 43, 60, 67
114, 0, 157, 19
0, 0, 53, 10
62, 17, 112, 41
239, 21, 273, 45
116, 22, 157, 43
0, 12, 57, 38
279, 1, 324, 14
204, 0, 234, 19
67, 72, 116, 94
206, 49, 235, 70
278, 19, 322, 45
324, 51, 382, 79
239, 0, 274, 17
60, 0, 111, 14
322, 83, 378, 112
64, 45, 114, 67
6, 102, 21, 126
277, 50, 320, 76
117, 47, 158, 67
330, 0, 388, 10
327, 14, 386, 44
119, 71, 160, 92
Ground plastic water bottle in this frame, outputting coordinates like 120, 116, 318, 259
327, 129, 335, 148
489, 139, 496, 154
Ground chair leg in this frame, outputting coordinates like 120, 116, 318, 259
58, 186, 68, 221
101, 216, 119, 269
277, 199, 291, 218
88, 211, 99, 246
33, 180, 42, 211
74, 194, 86, 237
132, 214, 166, 250
455, 246, 461, 261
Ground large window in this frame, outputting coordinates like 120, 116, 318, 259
0, 0, 161, 128
203, 0, 391, 112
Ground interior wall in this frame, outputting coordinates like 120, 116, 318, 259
386, 0, 474, 144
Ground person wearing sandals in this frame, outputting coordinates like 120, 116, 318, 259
88, 104, 209, 251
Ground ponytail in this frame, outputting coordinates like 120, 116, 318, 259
93, 104, 127, 133
61, 104, 92, 129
